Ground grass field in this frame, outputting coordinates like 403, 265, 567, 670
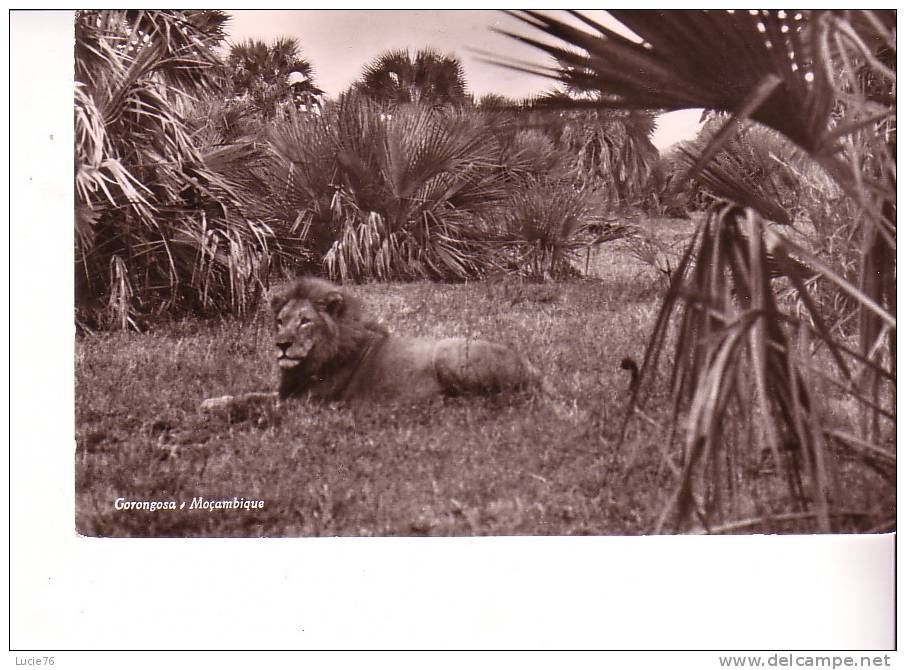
74, 217, 891, 536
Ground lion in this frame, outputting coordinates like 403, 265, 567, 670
201, 277, 543, 412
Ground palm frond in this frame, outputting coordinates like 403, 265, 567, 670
626, 205, 893, 532
501, 10, 836, 152
75, 10, 278, 327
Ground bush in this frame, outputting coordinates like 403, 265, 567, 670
267, 95, 550, 281
488, 178, 599, 279
74, 10, 280, 329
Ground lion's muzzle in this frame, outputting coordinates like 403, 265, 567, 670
275, 334, 315, 368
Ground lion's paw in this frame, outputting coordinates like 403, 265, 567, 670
199, 395, 236, 413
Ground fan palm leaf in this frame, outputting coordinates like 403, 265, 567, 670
500, 10, 838, 151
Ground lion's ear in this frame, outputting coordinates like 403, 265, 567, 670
319, 291, 345, 317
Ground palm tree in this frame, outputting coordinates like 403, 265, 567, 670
503, 10, 896, 533
75, 10, 229, 93
227, 37, 322, 118
356, 48, 468, 108
473, 87, 660, 208
75, 10, 276, 328
530, 93, 659, 203
476, 93, 524, 110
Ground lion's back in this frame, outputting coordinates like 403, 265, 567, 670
350, 335, 445, 401
433, 338, 537, 394
348, 335, 536, 401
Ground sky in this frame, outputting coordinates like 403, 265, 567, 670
223, 10, 703, 151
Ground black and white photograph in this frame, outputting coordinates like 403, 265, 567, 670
69, 9, 895, 539
10, 8, 897, 653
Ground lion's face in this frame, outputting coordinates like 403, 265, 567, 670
269, 278, 386, 399
274, 298, 338, 372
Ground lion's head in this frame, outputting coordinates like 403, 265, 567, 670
268, 278, 386, 398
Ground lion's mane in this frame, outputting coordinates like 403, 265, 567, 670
269, 277, 388, 399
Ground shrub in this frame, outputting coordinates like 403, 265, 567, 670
525, 98, 660, 207
488, 178, 599, 280
74, 10, 278, 329
267, 95, 520, 281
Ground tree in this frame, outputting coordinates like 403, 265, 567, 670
504, 10, 896, 533
476, 93, 524, 110
531, 93, 659, 203
75, 10, 277, 328
226, 37, 323, 118
356, 48, 468, 108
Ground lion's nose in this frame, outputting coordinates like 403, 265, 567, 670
276, 341, 291, 355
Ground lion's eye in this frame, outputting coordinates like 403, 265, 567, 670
298, 317, 310, 326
